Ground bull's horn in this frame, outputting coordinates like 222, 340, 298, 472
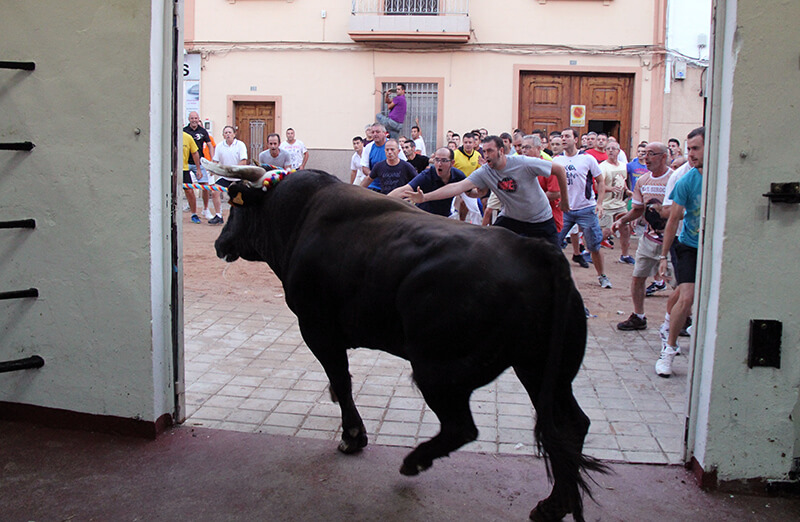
200, 157, 266, 183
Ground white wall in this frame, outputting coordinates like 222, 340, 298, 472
690, 0, 800, 483
187, 0, 682, 153
0, 1, 175, 425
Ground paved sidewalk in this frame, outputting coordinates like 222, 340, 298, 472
183, 245, 688, 465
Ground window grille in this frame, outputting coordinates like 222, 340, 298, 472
249, 120, 265, 162
351, 0, 468, 16
385, 0, 439, 15
381, 81, 439, 152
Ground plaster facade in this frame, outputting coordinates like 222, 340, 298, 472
689, 0, 800, 484
185, 0, 706, 169
0, 1, 176, 429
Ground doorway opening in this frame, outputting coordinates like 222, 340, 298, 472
587, 120, 621, 142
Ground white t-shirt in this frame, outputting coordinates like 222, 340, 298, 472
280, 139, 308, 169
553, 152, 602, 211
351, 152, 365, 185
413, 136, 427, 156
599, 159, 628, 213
662, 161, 692, 207
212, 139, 248, 181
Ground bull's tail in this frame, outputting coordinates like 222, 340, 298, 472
531, 248, 610, 517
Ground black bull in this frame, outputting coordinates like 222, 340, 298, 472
213, 169, 607, 521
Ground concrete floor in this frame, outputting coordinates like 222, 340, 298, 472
1, 419, 796, 521
182, 239, 688, 466
4, 218, 797, 520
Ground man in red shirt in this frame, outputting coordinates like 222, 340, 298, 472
522, 135, 563, 232
584, 132, 609, 164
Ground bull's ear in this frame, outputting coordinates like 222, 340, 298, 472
227, 183, 266, 207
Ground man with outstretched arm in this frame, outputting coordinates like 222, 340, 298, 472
402, 135, 568, 247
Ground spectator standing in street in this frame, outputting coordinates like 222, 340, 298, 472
360, 139, 417, 194
209, 125, 248, 225
183, 111, 215, 219
350, 136, 365, 185
280, 128, 308, 170
554, 128, 612, 288
258, 133, 292, 169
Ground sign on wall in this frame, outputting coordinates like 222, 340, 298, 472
570, 105, 586, 127
183, 53, 201, 124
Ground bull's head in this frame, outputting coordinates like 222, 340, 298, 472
203, 158, 274, 263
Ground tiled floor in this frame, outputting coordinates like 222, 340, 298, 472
183, 281, 688, 465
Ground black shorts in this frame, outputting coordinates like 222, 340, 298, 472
673, 240, 698, 284
183, 170, 192, 184
494, 216, 559, 248
214, 178, 233, 188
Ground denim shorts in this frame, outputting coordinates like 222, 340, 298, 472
558, 206, 603, 252
189, 163, 209, 183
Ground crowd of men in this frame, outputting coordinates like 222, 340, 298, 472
182, 111, 308, 225
347, 121, 704, 378
183, 108, 704, 378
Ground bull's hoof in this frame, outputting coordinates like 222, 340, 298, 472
529, 500, 569, 522
399, 456, 431, 476
337, 431, 367, 454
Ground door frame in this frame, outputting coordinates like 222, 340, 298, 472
513, 65, 644, 151
227, 95, 283, 136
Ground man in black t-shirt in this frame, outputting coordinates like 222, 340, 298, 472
360, 139, 417, 194
400, 140, 430, 174
183, 111, 215, 219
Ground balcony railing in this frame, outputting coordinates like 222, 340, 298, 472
351, 0, 469, 16
349, 0, 470, 43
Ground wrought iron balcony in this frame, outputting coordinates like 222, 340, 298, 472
349, 0, 470, 43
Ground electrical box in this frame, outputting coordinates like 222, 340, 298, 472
203, 119, 213, 134
673, 60, 687, 81
748, 319, 782, 368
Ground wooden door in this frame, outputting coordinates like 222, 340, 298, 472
519, 73, 571, 138
234, 102, 275, 163
519, 72, 634, 153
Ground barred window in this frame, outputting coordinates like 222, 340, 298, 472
384, 1, 439, 15
381, 81, 440, 152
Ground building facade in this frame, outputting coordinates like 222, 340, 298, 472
185, 0, 709, 177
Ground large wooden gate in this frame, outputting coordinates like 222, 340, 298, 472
519, 72, 634, 153
234, 102, 275, 162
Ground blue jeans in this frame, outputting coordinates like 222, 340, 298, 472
558, 206, 603, 252
376, 113, 402, 139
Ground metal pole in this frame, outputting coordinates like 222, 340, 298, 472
0, 356, 45, 374
0, 288, 39, 300
0, 142, 35, 151
0, 219, 36, 229
0, 61, 35, 70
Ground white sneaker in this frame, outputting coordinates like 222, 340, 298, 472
655, 346, 678, 377
182, 203, 191, 212
598, 274, 612, 289
202, 209, 214, 219
658, 322, 679, 354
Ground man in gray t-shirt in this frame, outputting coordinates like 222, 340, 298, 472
258, 133, 292, 169
403, 135, 568, 246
